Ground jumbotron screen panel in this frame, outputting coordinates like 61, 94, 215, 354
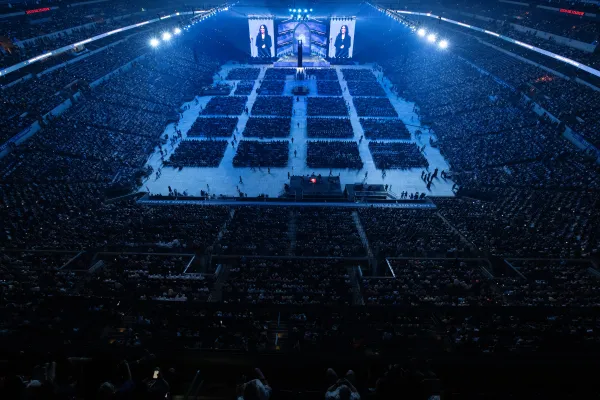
249, 19, 275, 58
328, 19, 356, 58
276, 20, 328, 58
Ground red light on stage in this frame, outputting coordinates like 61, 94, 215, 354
310, 178, 317, 183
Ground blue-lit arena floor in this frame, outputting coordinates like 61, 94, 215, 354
142, 63, 455, 198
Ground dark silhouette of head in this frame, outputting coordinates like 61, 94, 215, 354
339, 25, 349, 35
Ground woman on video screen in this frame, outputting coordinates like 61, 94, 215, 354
255, 24, 272, 57
334, 25, 351, 58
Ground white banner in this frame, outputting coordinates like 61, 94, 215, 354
328, 19, 356, 58
249, 19, 275, 58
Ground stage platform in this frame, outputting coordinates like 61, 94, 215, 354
274, 55, 330, 68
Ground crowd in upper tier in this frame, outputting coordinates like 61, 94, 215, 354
381, 35, 600, 189
440, 0, 600, 44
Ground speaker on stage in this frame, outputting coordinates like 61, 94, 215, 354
298, 40, 303, 68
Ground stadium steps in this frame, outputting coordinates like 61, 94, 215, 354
287, 210, 297, 255
351, 211, 374, 258
435, 212, 479, 255
208, 265, 230, 303
270, 317, 289, 351
214, 209, 236, 245
347, 266, 365, 306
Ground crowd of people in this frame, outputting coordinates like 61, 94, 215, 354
353, 97, 398, 117
202, 96, 247, 116
317, 80, 343, 95
1, 8, 600, 392
363, 259, 491, 306
369, 142, 428, 169
243, 117, 291, 138
360, 118, 411, 140
358, 208, 465, 258
164, 139, 227, 167
187, 116, 237, 138
307, 140, 364, 169
307, 117, 354, 138
250, 96, 293, 116
307, 97, 349, 116
234, 80, 256, 95
347, 81, 387, 97
306, 68, 338, 80
341, 69, 378, 82
84, 253, 213, 302
435, 188, 600, 258
295, 208, 366, 257
442, 1, 600, 44
263, 68, 296, 80
381, 30, 600, 188
226, 67, 261, 80
232, 140, 289, 167
256, 80, 285, 95
223, 258, 355, 305
218, 207, 290, 255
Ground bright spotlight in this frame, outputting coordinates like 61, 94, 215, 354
173, 27, 182, 35
297, 14, 301, 19
162, 32, 172, 41
304, 9, 308, 12
438, 39, 448, 49
427, 33, 436, 43
289, 8, 292, 11
293, 8, 296, 12
310, 8, 313, 11
149, 38, 160, 47
417, 28, 426, 37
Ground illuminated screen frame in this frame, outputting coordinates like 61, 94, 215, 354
248, 18, 275, 58
328, 18, 356, 58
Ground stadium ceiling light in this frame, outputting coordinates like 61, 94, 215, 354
427, 33, 437, 43
289, 8, 292, 11
149, 38, 160, 47
304, 9, 308, 12
438, 39, 448, 49
293, 8, 296, 12
417, 28, 426, 37
310, 8, 313, 11
162, 32, 172, 41
173, 27, 182, 35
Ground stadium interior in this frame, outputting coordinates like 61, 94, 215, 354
1, 0, 600, 398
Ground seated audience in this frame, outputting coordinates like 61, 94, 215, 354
233, 140, 289, 167
307, 141, 364, 169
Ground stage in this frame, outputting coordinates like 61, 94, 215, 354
274, 54, 330, 68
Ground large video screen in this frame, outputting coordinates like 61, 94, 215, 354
277, 20, 328, 58
328, 19, 357, 58
248, 19, 275, 58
